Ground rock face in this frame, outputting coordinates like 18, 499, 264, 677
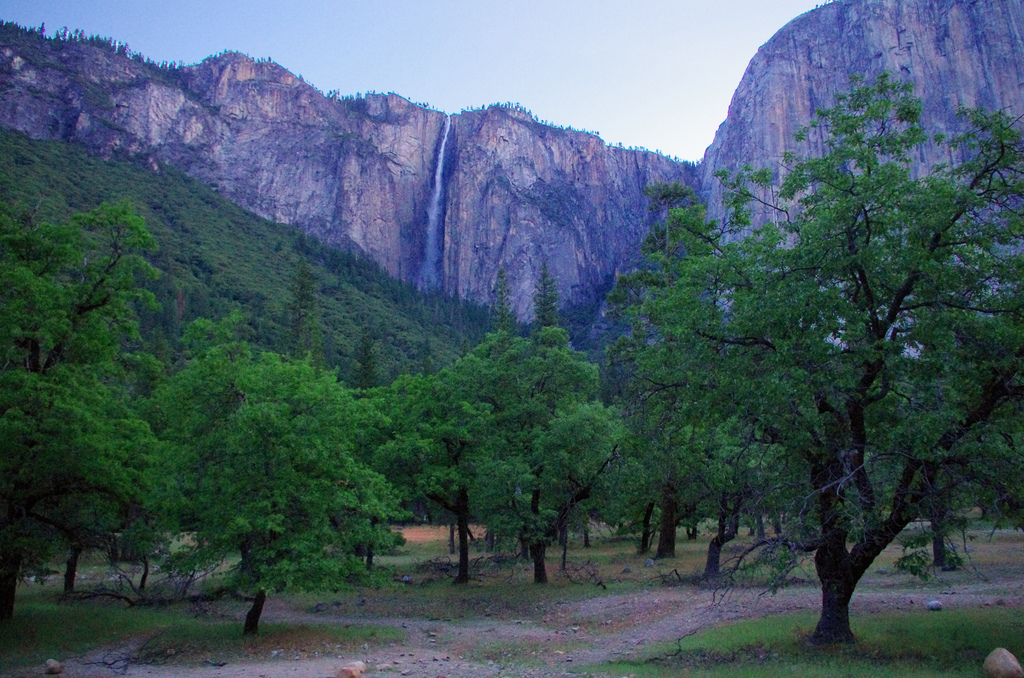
700, 0, 1024, 227
0, 29, 693, 318
444, 106, 691, 314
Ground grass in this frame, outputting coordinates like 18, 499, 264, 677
0, 598, 183, 671
0, 591, 403, 673
3, 522, 1022, 676
601, 607, 1024, 678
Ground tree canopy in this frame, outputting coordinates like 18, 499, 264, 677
612, 74, 1024, 643
149, 317, 401, 634
0, 201, 157, 620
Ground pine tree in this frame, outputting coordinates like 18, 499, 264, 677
287, 260, 324, 367
492, 267, 517, 334
353, 328, 377, 390
419, 337, 434, 375
532, 262, 559, 329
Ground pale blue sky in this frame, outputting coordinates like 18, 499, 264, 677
1, 1, 824, 160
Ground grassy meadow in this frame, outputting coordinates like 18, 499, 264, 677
1, 521, 1021, 677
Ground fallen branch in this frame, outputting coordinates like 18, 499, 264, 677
562, 561, 606, 588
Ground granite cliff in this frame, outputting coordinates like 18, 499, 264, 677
0, 27, 693, 318
4, 0, 1019, 317
700, 0, 1024, 227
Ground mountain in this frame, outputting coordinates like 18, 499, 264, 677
700, 0, 1024, 227
0, 23, 694, 319
0, 126, 491, 381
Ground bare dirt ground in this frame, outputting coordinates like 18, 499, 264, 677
43, 564, 1024, 678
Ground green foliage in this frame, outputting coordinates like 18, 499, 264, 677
286, 260, 324, 366
148, 321, 402, 631
0, 200, 159, 619
469, 327, 621, 579
531, 262, 560, 329
491, 267, 517, 335
614, 73, 1024, 641
0, 128, 489, 381
353, 329, 378, 390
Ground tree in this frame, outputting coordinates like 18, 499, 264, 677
472, 326, 621, 583
616, 75, 1024, 643
0, 201, 157, 621
378, 368, 490, 584
287, 260, 324, 366
611, 192, 785, 567
353, 328, 377, 390
150, 319, 400, 635
492, 267, 517, 335
532, 262, 559, 329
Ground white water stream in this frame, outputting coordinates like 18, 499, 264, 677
418, 115, 451, 289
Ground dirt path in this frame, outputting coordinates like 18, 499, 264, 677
47, 570, 1024, 678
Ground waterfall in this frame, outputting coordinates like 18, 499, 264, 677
419, 115, 451, 290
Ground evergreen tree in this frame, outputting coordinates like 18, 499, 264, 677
419, 337, 434, 376
532, 262, 559, 329
287, 260, 324, 366
354, 328, 377, 390
492, 267, 517, 334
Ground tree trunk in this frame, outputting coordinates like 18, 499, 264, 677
454, 490, 471, 584
561, 531, 569, 571
685, 524, 698, 540
530, 542, 548, 584
365, 545, 374, 571
64, 547, 82, 594
0, 552, 21, 621
931, 521, 947, 571
243, 589, 267, 636
448, 523, 456, 555
583, 525, 590, 548
139, 556, 150, 591
810, 576, 856, 644
655, 484, 677, 559
639, 501, 655, 553
704, 539, 724, 578
704, 507, 740, 578
809, 535, 856, 644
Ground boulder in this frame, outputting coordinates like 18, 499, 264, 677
984, 648, 1024, 678
44, 659, 63, 675
337, 660, 367, 678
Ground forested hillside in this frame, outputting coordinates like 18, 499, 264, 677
0, 128, 490, 382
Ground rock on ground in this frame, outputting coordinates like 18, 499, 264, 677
985, 648, 1024, 678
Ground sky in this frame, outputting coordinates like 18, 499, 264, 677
0, 1, 825, 161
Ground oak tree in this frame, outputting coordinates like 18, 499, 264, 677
0, 201, 156, 620
617, 75, 1024, 643
150, 320, 400, 634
